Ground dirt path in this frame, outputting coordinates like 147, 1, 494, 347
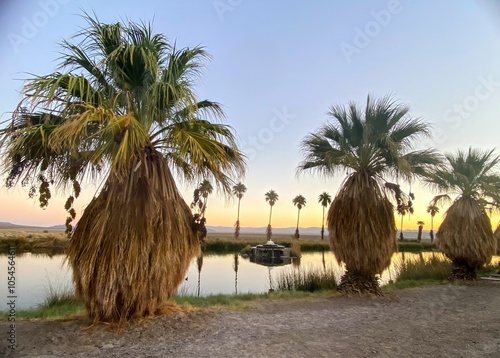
2, 282, 500, 358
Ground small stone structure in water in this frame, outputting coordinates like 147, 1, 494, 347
248, 240, 292, 266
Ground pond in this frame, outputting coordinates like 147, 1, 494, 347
0, 251, 442, 309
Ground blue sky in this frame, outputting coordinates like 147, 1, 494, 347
1, 0, 500, 229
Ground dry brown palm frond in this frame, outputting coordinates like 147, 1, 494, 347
67, 148, 200, 323
328, 171, 397, 281
437, 197, 495, 271
494, 224, 500, 255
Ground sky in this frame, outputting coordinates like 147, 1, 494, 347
1, 0, 500, 230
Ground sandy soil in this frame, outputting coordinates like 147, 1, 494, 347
2, 281, 500, 357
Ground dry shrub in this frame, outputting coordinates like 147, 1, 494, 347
68, 150, 200, 323
437, 197, 496, 276
328, 172, 397, 290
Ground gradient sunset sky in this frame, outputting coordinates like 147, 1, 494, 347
1, 0, 500, 230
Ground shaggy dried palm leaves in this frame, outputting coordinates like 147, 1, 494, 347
328, 172, 397, 294
68, 149, 200, 322
437, 197, 495, 280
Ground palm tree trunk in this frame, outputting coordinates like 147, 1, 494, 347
430, 216, 434, 244
268, 206, 273, 226
295, 209, 301, 239
321, 206, 325, 240
399, 215, 404, 241
235, 198, 241, 238
237, 198, 241, 224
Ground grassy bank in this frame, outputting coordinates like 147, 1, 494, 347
0, 232, 438, 255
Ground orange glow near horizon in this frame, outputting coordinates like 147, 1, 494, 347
2, 184, 499, 232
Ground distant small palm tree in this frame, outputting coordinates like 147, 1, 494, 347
417, 221, 425, 243
397, 203, 408, 241
292, 195, 306, 239
426, 148, 500, 280
426, 203, 439, 243
318, 192, 332, 240
199, 180, 213, 215
232, 182, 247, 238
265, 190, 279, 239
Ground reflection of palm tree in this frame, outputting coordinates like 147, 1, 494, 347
232, 182, 247, 238
426, 148, 500, 280
268, 267, 274, 292
265, 190, 279, 239
0, 14, 245, 322
426, 204, 439, 243
233, 253, 239, 294
417, 221, 425, 243
292, 195, 306, 239
318, 192, 332, 240
298, 95, 440, 294
196, 255, 204, 297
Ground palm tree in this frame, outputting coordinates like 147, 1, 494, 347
426, 203, 439, 243
417, 221, 425, 243
265, 190, 279, 239
426, 148, 500, 280
397, 203, 408, 241
298, 95, 440, 294
199, 180, 213, 212
318, 192, 332, 240
292, 195, 306, 239
232, 182, 247, 238
0, 14, 245, 323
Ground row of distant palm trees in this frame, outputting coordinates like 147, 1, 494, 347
1, 13, 498, 322
198, 176, 440, 243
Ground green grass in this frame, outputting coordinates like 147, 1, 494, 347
1, 287, 85, 320
275, 265, 338, 292
397, 241, 437, 252
396, 255, 452, 281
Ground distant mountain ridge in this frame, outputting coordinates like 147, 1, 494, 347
0, 221, 421, 238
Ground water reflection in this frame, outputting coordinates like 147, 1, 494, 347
2, 252, 498, 309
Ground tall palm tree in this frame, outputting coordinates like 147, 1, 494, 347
298, 95, 440, 293
426, 203, 439, 243
292, 195, 306, 239
232, 182, 247, 238
0, 14, 245, 323
426, 148, 500, 280
265, 190, 279, 239
417, 221, 425, 243
318, 192, 332, 240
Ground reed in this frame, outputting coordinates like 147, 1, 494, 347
275, 265, 338, 292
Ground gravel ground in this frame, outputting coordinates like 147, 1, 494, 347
2, 282, 500, 358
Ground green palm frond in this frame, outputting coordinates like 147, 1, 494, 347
425, 147, 500, 206
298, 94, 439, 182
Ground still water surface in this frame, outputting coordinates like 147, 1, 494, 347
0, 251, 440, 309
